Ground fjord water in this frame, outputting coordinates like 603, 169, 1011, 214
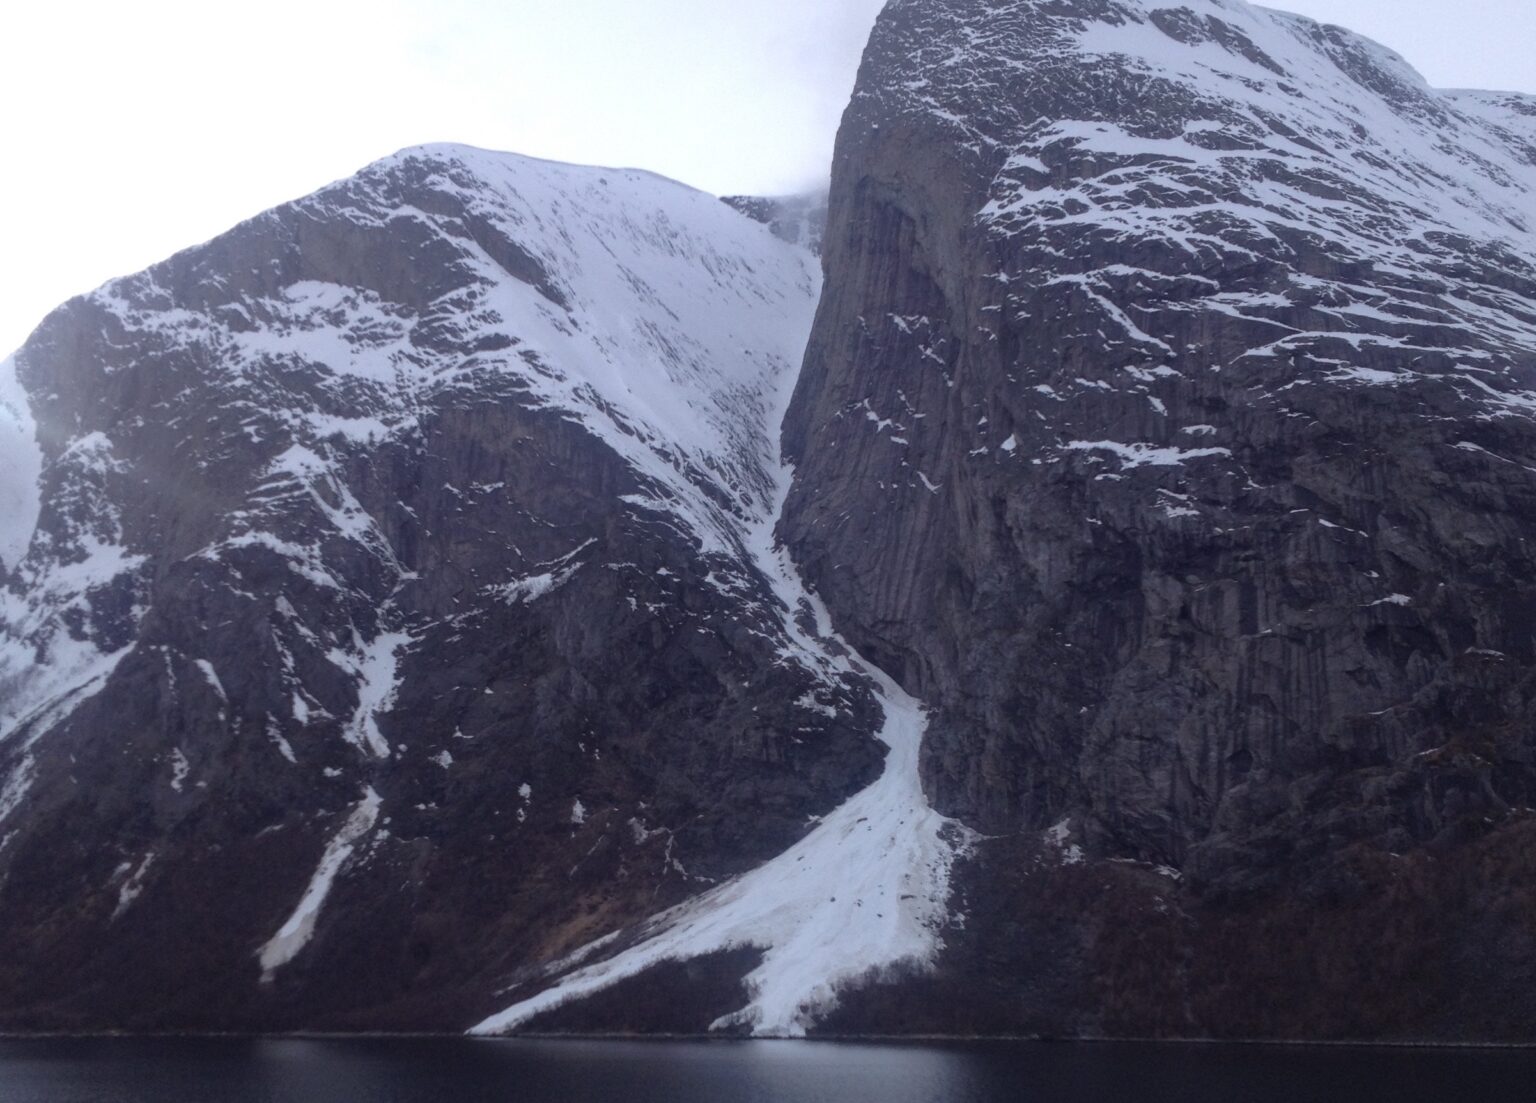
1, 1039, 1534, 1102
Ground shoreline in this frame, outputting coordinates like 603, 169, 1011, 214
1, 1031, 1534, 1051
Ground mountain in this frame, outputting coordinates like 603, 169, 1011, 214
0, 147, 912, 1032
2, 0, 1536, 1042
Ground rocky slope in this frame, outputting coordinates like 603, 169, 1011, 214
780, 0, 1536, 1040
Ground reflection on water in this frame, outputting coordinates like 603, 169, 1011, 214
0, 1036, 1533, 1103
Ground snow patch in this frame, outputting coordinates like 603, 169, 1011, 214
258, 788, 381, 978
328, 632, 411, 759
795, 693, 839, 720
473, 666, 969, 1039
491, 540, 595, 605
1063, 440, 1232, 468
112, 852, 157, 920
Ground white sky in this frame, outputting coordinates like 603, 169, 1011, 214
2, 0, 1531, 355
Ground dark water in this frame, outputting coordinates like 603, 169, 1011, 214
1, 1037, 1534, 1103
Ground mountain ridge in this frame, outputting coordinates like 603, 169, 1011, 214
2, 0, 1536, 1041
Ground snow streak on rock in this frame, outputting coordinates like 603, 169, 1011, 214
258, 787, 381, 979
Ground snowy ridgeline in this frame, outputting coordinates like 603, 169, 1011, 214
0, 144, 970, 1035
872, 0, 1536, 432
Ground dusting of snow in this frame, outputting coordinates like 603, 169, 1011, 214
861, 0, 1536, 426
0, 433, 147, 766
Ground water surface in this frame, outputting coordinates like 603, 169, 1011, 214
1, 1037, 1533, 1102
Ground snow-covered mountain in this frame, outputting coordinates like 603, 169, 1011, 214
2, 0, 1536, 1042
0, 145, 967, 1032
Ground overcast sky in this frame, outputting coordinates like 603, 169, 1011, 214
2, 0, 1531, 355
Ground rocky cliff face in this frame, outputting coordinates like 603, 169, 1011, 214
780, 0, 1536, 1039
3, 0, 1536, 1043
